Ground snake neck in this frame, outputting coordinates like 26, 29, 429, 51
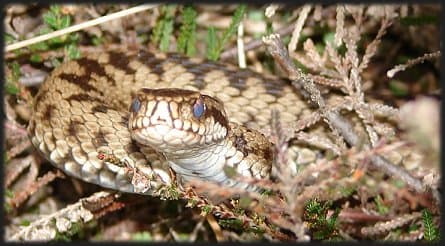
164, 139, 256, 191
161, 123, 274, 192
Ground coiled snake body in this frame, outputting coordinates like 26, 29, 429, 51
28, 49, 308, 195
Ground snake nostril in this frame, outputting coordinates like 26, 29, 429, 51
131, 97, 141, 113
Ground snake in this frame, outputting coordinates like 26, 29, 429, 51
27, 49, 310, 195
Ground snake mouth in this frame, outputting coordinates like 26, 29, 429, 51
128, 88, 228, 152
130, 115, 209, 151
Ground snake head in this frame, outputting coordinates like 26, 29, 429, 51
128, 88, 229, 153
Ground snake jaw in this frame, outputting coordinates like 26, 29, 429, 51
129, 88, 229, 153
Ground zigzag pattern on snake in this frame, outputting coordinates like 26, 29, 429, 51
28, 49, 312, 195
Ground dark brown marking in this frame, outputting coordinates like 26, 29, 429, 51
165, 52, 185, 61
59, 73, 103, 95
137, 50, 155, 59
59, 73, 83, 83
43, 104, 55, 120
68, 122, 76, 136
262, 78, 287, 97
199, 57, 287, 97
124, 143, 139, 153
234, 134, 249, 157
66, 93, 105, 104
151, 64, 165, 76
137, 50, 166, 76
263, 146, 273, 163
77, 58, 108, 78
180, 56, 250, 92
76, 57, 116, 86
140, 88, 197, 98
181, 65, 206, 74
33, 90, 47, 104
197, 60, 222, 70
192, 77, 206, 90
68, 118, 83, 136
164, 52, 208, 89
108, 51, 136, 74
181, 59, 218, 90
139, 50, 289, 97
92, 129, 108, 146
224, 69, 250, 92
91, 105, 108, 113
120, 115, 129, 125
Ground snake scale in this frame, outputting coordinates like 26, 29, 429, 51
28, 49, 311, 195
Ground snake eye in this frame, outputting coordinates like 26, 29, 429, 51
131, 98, 141, 113
193, 97, 205, 118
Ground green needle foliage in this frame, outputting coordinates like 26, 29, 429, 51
206, 4, 246, 61
219, 218, 244, 232
422, 209, 439, 242
132, 231, 153, 241
5, 32, 16, 45
206, 27, 218, 59
374, 195, 390, 215
43, 5, 80, 60
177, 6, 197, 56
25, 5, 80, 61
151, 5, 177, 52
43, 5, 71, 30
304, 199, 340, 241
219, 218, 265, 235
5, 62, 20, 95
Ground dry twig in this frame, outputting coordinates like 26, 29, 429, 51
387, 51, 441, 78
5, 4, 158, 52
8, 171, 65, 209
10, 191, 117, 241
262, 34, 428, 196
361, 212, 422, 236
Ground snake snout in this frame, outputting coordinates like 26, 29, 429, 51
128, 88, 229, 153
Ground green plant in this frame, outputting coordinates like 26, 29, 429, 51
5, 62, 21, 95
219, 218, 265, 235
28, 5, 80, 61
4, 189, 14, 213
422, 209, 439, 241
177, 6, 197, 56
5, 32, 15, 44
54, 221, 84, 241
374, 195, 390, 215
43, 5, 71, 30
206, 5, 246, 61
151, 5, 177, 52
219, 218, 244, 231
304, 199, 340, 240
132, 231, 153, 241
